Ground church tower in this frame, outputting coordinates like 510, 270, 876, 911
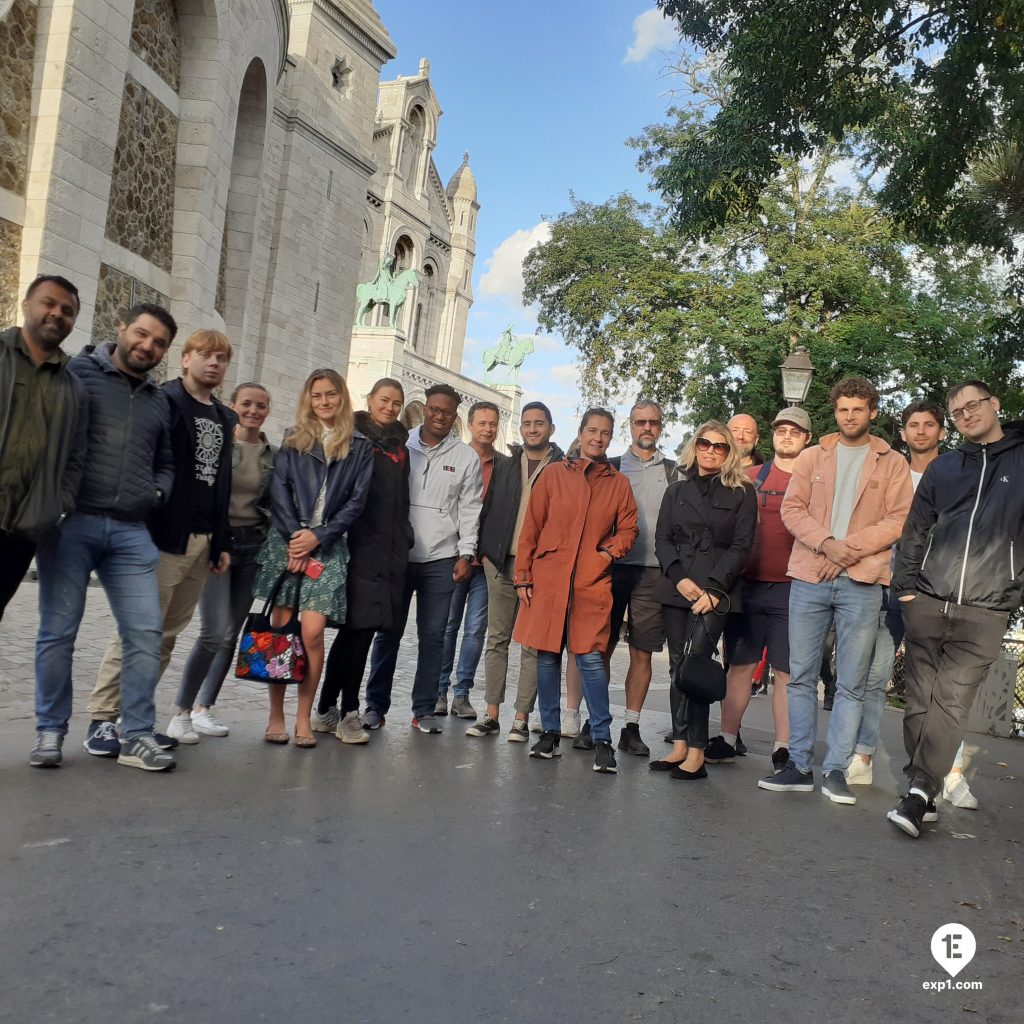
439, 152, 478, 371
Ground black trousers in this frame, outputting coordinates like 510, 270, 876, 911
901, 593, 1009, 799
664, 605, 727, 751
0, 532, 36, 623
319, 626, 376, 716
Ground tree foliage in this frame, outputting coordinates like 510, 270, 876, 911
523, 154, 1020, 444
651, 1, 1024, 251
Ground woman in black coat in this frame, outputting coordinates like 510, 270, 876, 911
649, 420, 756, 780
315, 378, 412, 742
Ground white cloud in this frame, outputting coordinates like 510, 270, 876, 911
478, 222, 552, 302
624, 8, 677, 64
549, 363, 581, 388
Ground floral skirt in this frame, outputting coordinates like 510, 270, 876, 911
253, 529, 349, 625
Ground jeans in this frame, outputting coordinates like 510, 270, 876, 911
175, 534, 263, 710
34, 514, 162, 739
365, 557, 457, 718
853, 592, 904, 756
536, 649, 611, 743
438, 564, 487, 697
786, 576, 883, 774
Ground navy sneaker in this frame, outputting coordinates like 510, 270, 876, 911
83, 720, 121, 757
822, 769, 856, 805
757, 763, 814, 793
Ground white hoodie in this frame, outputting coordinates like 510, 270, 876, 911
407, 426, 483, 563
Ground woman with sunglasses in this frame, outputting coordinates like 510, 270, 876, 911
252, 369, 373, 746
650, 422, 756, 780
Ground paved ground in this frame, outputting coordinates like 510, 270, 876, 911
1, 579, 1022, 1023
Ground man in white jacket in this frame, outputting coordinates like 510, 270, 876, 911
362, 384, 484, 733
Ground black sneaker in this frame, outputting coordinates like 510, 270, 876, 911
83, 720, 121, 757
154, 731, 179, 751
704, 735, 736, 764
572, 720, 594, 750
771, 746, 790, 773
735, 731, 747, 756
617, 723, 650, 757
887, 793, 927, 838
757, 763, 814, 792
118, 734, 176, 771
466, 716, 500, 737
593, 741, 617, 773
821, 769, 856, 805
530, 731, 561, 759
923, 800, 939, 823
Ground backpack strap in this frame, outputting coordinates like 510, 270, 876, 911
609, 455, 621, 471
753, 459, 774, 492
662, 457, 676, 483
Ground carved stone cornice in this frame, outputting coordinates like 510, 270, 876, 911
273, 106, 377, 176
427, 233, 451, 255
366, 191, 383, 209
427, 161, 453, 227
289, 0, 398, 65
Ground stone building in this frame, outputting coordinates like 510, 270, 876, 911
0, 0, 519, 443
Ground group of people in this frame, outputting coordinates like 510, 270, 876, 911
3, 274, 1021, 838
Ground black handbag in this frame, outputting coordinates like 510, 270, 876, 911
672, 597, 729, 703
235, 571, 307, 684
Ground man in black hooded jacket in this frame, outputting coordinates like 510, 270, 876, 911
887, 382, 1024, 838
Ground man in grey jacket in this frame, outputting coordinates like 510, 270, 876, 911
31, 303, 177, 772
363, 384, 483, 734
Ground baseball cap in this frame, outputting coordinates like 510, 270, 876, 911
772, 407, 812, 432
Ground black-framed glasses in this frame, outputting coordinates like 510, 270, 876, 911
632, 418, 662, 427
696, 437, 730, 456
425, 405, 457, 419
949, 396, 993, 423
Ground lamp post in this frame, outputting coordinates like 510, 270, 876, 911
780, 345, 814, 407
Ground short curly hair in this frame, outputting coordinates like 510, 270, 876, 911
829, 375, 879, 410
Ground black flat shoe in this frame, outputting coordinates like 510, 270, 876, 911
669, 764, 708, 781
648, 759, 683, 772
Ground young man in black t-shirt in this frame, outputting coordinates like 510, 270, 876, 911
85, 330, 236, 754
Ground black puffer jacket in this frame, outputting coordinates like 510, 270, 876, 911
270, 429, 373, 553
344, 411, 413, 631
892, 426, 1024, 612
654, 473, 757, 609
67, 343, 173, 521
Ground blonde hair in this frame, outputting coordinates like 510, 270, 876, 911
182, 329, 233, 359
286, 368, 354, 461
679, 420, 751, 490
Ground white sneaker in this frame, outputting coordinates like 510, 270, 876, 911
166, 711, 200, 744
312, 707, 341, 733
191, 708, 228, 736
845, 754, 873, 786
560, 708, 581, 738
942, 774, 979, 809
335, 710, 369, 745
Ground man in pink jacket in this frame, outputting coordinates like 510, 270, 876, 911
757, 377, 913, 805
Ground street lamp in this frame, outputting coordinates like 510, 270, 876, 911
780, 345, 814, 406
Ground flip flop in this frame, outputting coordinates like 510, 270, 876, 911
264, 731, 289, 745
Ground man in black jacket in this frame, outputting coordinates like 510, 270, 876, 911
887, 381, 1024, 838
86, 329, 235, 749
32, 303, 177, 770
0, 275, 86, 620
467, 402, 563, 741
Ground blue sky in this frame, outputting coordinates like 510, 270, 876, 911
373, 1, 683, 449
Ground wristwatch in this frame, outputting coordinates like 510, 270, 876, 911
460, 554, 473, 563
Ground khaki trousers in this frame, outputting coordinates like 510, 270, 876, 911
482, 556, 537, 715
88, 534, 213, 720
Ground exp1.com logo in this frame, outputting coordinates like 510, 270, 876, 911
922, 924, 983, 992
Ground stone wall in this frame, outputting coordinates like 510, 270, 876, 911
0, 218, 21, 328
0, 0, 37, 196
92, 261, 170, 347
129, 0, 180, 91
104, 76, 177, 271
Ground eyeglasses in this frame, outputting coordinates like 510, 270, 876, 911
425, 405, 457, 419
632, 419, 662, 428
773, 426, 808, 438
949, 396, 993, 423
695, 437, 730, 456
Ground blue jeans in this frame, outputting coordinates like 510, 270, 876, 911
437, 565, 487, 698
854, 591, 904, 756
365, 557, 456, 718
175, 535, 263, 710
35, 514, 162, 739
786, 577, 883, 774
536, 649, 611, 743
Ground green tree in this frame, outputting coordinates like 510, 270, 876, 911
651, 1, 1024, 251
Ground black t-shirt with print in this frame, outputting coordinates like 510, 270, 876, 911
181, 391, 225, 533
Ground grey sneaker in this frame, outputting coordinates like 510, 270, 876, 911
451, 695, 477, 719
118, 734, 177, 771
507, 719, 529, 742
822, 769, 857, 805
361, 708, 385, 730
335, 710, 369, 744
434, 695, 449, 716
312, 706, 342, 733
30, 730, 64, 768
466, 716, 500, 737
412, 714, 443, 734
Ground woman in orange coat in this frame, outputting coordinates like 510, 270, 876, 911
513, 408, 639, 773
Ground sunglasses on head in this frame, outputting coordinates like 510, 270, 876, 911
695, 437, 730, 456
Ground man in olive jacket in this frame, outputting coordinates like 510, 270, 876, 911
0, 275, 86, 620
